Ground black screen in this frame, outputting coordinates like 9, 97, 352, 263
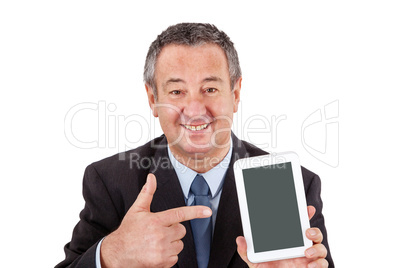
242, 162, 304, 252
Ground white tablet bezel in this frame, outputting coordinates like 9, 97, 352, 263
234, 152, 312, 263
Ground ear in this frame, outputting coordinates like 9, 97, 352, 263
145, 83, 158, 117
232, 77, 242, 113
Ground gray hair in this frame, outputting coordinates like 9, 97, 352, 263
143, 23, 242, 97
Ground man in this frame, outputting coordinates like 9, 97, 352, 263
56, 23, 334, 268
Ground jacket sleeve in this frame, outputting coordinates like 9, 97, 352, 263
303, 168, 335, 268
55, 164, 121, 268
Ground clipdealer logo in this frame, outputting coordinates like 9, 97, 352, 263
64, 100, 339, 167
64, 101, 150, 151
64, 101, 287, 152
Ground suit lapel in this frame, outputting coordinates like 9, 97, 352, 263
149, 137, 198, 268
208, 135, 249, 267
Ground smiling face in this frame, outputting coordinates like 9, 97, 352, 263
146, 44, 241, 169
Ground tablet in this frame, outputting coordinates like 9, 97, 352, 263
234, 152, 312, 263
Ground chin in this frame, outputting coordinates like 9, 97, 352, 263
181, 142, 213, 156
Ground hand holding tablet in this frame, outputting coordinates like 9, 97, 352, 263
236, 206, 328, 268
234, 152, 328, 266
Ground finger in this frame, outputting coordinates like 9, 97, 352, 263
308, 205, 316, 220
131, 173, 157, 213
236, 236, 252, 266
158, 205, 212, 226
170, 239, 184, 255
166, 255, 179, 268
306, 227, 323, 244
305, 243, 328, 259
168, 223, 187, 241
307, 257, 329, 268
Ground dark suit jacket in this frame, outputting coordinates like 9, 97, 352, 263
56, 134, 334, 268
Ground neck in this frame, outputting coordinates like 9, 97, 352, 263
169, 145, 231, 173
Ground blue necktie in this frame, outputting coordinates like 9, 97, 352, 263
190, 175, 212, 268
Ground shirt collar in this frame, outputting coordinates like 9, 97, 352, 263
167, 140, 233, 199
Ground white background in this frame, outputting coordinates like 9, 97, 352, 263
1, 1, 401, 267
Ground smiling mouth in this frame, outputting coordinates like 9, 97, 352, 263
182, 123, 210, 131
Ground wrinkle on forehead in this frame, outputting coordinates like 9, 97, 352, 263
155, 44, 230, 90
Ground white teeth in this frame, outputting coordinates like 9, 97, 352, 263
183, 123, 209, 131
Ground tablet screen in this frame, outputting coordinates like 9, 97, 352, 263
242, 162, 304, 252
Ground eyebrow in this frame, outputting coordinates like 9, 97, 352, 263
163, 78, 185, 89
201, 76, 223, 83
163, 76, 223, 88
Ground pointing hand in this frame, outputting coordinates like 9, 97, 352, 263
101, 173, 212, 268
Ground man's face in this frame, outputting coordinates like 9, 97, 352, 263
146, 43, 241, 160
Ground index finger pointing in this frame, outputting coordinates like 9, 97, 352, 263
158, 205, 212, 226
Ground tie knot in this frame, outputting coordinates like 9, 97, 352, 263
190, 175, 209, 196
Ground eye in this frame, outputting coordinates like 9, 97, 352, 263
206, 88, 217, 93
170, 90, 181, 95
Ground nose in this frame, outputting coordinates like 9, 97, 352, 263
182, 93, 207, 121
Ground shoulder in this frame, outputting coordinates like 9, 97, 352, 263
82, 135, 165, 194
232, 136, 269, 160
241, 139, 269, 157
88, 135, 165, 174
80, 135, 167, 213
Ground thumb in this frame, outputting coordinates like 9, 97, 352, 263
307, 205, 316, 220
236, 236, 252, 267
131, 173, 157, 213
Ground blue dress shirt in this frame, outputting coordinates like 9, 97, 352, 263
167, 144, 232, 233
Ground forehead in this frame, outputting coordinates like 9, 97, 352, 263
155, 43, 230, 84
